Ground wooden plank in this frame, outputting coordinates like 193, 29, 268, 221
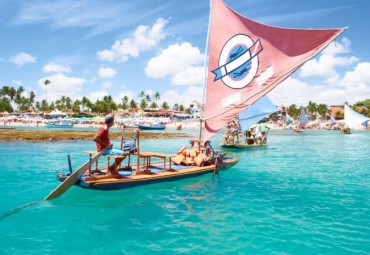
44, 149, 106, 200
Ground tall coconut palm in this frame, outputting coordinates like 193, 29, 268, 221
153, 92, 160, 103
44, 79, 51, 102
317, 104, 329, 120
306, 101, 317, 119
129, 99, 138, 117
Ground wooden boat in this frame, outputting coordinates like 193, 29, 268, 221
220, 141, 267, 149
0, 126, 15, 130
220, 97, 276, 150
46, 119, 73, 128
56, 136, 239, 190
46, 0, 344, 200
342, 103, 369, 134
138, 124, 165, 130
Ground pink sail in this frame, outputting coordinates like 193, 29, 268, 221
203, 0, 345, 140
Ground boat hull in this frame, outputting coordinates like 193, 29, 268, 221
57, 158, 238, 190
138, 125, 166, 130
220, 142, 267, 149
46, 124, 73, 128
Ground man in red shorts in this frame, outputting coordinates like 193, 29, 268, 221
93, 114, 125, 176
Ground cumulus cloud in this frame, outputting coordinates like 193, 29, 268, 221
145, 42, 204, 86
340, 62, 370, 87
269, 76, 370, 107
38, 73, 86, 101
43, 62, 71, 73
299, 38, 359, 79
102, 80, 113, 89
98, 67, 117, 79
299, 54, 358, 79
86, 90, 109, 102
161, 86, 203, 106
97, 18, 168, 62
114, 90, 135, 104
267, 36, 370, 107
10, 52, 36, 66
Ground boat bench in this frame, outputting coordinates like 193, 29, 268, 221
82, 150, 130, 172
138, 152, 172, 173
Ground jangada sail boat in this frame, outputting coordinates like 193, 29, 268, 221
220, 96, 277, 148
341, 104, 369, 134
293, 107, 308, 133
46, 0, 345, 198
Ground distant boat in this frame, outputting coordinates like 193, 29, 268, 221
299, 106, 308, 128
342, 104, 369, 134
138, 121, 166, 130
220, 96, 277, 149
46, 119, 73, 128
0, 125, 15, 130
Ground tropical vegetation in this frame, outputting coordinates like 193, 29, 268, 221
0, 85, 192, 115
1, 85, 369, 119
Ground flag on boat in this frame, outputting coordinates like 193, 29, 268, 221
203, 0, 346, 140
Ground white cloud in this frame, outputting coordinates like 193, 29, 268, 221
10, 52, 36, 66
97, 18, 168, 63
299, 38, 359, 79
98, 67, 117, 79
12, 80, 23, 87
299, 54, 358, 79
102, 80, 113, 89
267, 36, 369, 107
38, 73, 86, 102
268, 76, 370, 107
171, 66, 204, 86
161, 86, 203, 106
145, 42, 204, 86
43, 62, 71, 73
340, 62, 370, 87
86, 90, 109, 102
322, 37, 351, 55
114, 90, 135, 105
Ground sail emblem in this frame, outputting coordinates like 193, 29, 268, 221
212, 34, 263, 89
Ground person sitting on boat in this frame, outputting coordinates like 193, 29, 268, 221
93, 114, 126, 176
245, 129, 255, 145
230, 118, 241, 141
223, 125, 234, 144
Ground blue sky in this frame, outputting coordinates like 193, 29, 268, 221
1, 0, 369, 108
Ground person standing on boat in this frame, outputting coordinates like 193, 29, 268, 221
93, 114, 125, 175
258, 123, 270, 144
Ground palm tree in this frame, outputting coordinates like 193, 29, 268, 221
29, 91, 36, 106
73, 99, 81, 113
306, 101, 317, 119
153, 92, 160, 103
317, 104, 329, 120
82, 96, 91, 112
139, 99, 147, 110
150, 102, 158, 109
138, 91, 145, 100
287, 104, 300, 120
44, 79, 51, 102
161, 102, 169, 110
14, 86, 24, 110
9, 87, 16, 102
129, 99, 138, 117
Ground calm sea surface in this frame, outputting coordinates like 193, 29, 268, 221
0, 130, 369, 254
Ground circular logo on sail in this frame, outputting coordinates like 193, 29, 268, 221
212, 34, 262, 89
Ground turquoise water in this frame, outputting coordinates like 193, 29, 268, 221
0, 130, 369, 254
